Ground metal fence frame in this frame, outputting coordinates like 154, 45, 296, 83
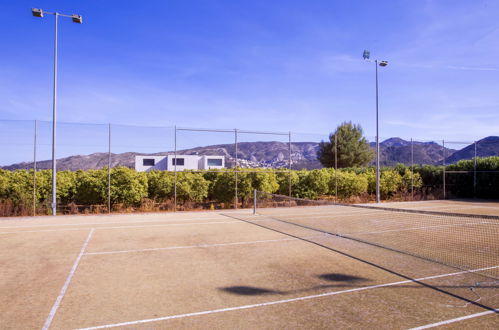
443, 140, 479, 199
2, 119, 495, 215
174, 126, 292, 210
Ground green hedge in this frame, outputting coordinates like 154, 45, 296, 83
445, 156, 499, 198
1, 156, 497, 215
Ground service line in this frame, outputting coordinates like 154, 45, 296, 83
85, 234, 326, 255
85, 237, 298, 255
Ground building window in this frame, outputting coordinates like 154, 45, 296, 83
172, 158, 184, 166
207, 158, 222, 166
143, 158, 155, 166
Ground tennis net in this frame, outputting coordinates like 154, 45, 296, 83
253, 190, 499, 281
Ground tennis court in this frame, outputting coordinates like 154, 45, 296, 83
1, 198, 498, 329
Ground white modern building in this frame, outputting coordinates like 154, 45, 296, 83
135, 155, 225, 172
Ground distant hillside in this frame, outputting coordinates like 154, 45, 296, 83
1, 142, 321, 171
445, 136, 499, 164
3, 137, 498, 171
371, 138, 456, 166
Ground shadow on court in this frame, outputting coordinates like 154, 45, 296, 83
220, 272, 370, 296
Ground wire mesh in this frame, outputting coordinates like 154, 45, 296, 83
253, 190, 499, 282
0, 120, 38, 169
0, 119, 498, 216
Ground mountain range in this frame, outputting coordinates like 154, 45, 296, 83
2, 136, 498, 171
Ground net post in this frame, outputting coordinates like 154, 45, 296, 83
33, 120, 37, 216
411, 137, 414, 200
442, 139, 446, 200
253, 189, 257, 215
474, 140, 477, 198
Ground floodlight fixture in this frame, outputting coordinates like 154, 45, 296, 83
32, 8, 44, 17
362, 50, 388, 203
31, 8, 83, 215
72, 14, 83, 24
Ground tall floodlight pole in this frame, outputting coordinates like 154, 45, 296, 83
32, 8, 82, 215
363, 50, 388, 203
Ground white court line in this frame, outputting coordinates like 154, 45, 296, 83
0, 216, 226, 229
0, 221, 241, 235
409, 309, 498, 329
0, 228, 89, 235
85, 238, 298, 255
77, 265, 499, 330
85, 235, 326, 255
42, 228, 95, 330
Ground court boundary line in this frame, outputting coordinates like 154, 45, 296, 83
0, 221, 241, 235
0, 216, 228, 229
76, 266, 498, 330
409, 309, 499, 329
42, 228, 95, 330
85, 238, 299, 255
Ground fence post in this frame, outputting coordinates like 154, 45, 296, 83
411, 137, 414, 200
335, 133, 338, 202
174, 126, 177, 212
108, 123, 111, 213
474, 140, 477, 197
234, 129, 238, 209
253, 189, 257, 215
442, 139, 446, 200
33, 120, 37, 216
288, 131, 292, 198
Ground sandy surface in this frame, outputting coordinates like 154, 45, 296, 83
0, 207, 497, 329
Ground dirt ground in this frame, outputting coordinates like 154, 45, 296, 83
0, 200, 497, 329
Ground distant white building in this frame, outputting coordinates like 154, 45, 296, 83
135, 155, 225, 172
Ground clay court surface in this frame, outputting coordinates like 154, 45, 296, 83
1, 200, 498, 329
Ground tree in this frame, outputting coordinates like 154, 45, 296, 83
147, 170, 174, 200
109, 167, 148, 206
210, 171, 252, 204
74, 169, 107, 205
317, 122, 373, 168
292, 169, 330, 199
176, 171, 209, 202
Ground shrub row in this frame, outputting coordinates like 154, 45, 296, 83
1, 156, 497, 215
0, 166, 423, 215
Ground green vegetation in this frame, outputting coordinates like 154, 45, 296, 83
0, 157, 498, 216
317, 122, 374, 168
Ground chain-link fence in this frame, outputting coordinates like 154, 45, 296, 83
1, 119, 497, 216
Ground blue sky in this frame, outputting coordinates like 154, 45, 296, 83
1, 0, 498, 164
